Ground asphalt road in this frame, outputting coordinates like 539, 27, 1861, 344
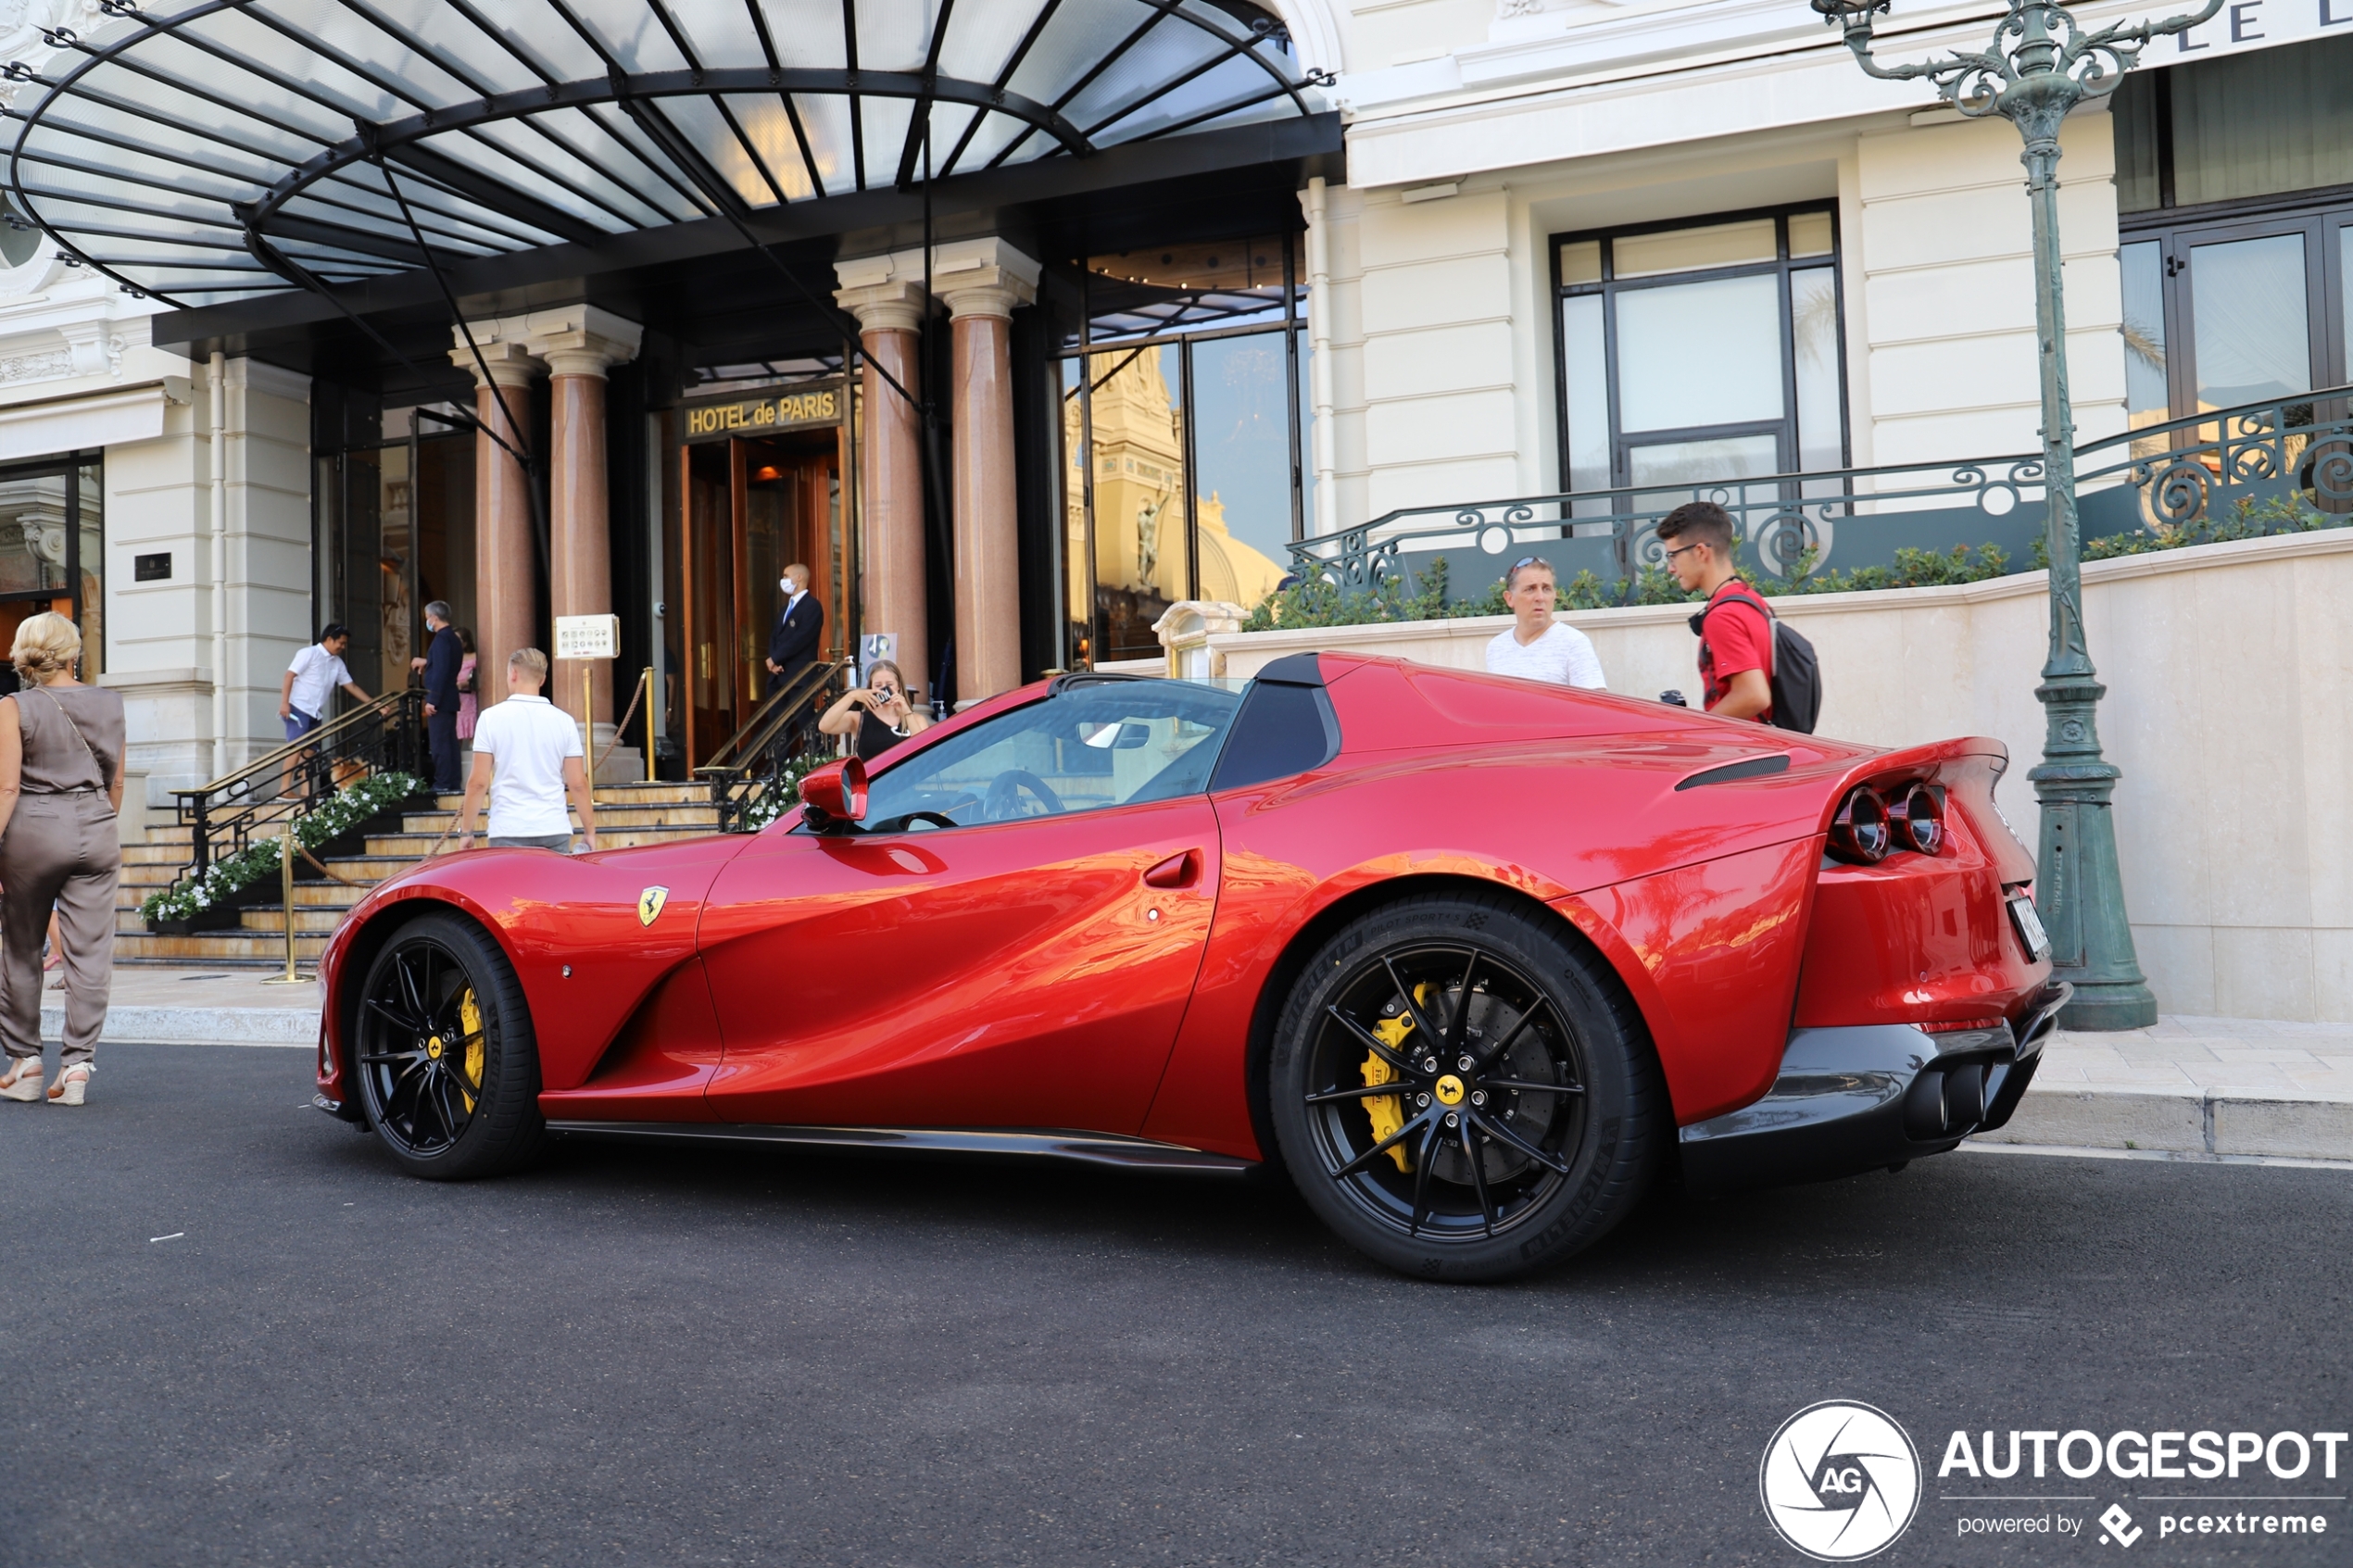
3, 1044, 2347, 1568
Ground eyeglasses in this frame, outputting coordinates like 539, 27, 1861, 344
1663, 542, 1704, 562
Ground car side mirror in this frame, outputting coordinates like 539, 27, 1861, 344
799, 756, 867, 832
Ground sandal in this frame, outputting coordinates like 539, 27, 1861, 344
47, 1063, 91, 1107
0, 1056, 42, 1102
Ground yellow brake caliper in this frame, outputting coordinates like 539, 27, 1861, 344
1362, 983, 1431, 1173
459, 988, 484, 1113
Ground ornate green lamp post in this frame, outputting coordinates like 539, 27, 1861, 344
1809, 0, 2221, 1028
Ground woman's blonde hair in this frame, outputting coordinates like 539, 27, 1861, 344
10, 611, 82, 682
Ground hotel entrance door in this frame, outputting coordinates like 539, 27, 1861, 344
679, 433, 841, 771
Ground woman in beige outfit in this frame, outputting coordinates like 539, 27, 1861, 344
0, 613, 123, 1106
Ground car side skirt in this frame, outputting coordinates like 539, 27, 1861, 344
1678, 980, 2071, 1194
542, 1121, 1259, 1175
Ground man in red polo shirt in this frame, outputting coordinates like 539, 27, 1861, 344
1658, 500, 1773, 722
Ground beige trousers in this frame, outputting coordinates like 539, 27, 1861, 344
1, 790, 120, 1069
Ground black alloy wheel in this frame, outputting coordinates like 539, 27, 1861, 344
1269, 891, 1664, 1282
352, 912, 545, 1180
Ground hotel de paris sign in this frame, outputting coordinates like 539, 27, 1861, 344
680, 381, 844, 443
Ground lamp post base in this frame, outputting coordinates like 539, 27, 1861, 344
2029, 677, 2158, 1032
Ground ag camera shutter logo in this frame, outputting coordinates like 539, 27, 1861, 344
1760, 1400, 1922, 1561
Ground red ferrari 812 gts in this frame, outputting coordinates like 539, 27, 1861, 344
314, 653, 2066, 1280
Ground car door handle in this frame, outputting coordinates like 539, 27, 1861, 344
1143, 850, 1201, 889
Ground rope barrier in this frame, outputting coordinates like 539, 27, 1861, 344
594, 669, 651, 776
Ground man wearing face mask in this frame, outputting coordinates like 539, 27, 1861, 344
764, 563, 824, 696
764, 562, 825, 755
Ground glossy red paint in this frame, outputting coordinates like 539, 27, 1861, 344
697, 797, 1220, 1131
1792, 748, 2048, 1029
317, 652, 2050, 1162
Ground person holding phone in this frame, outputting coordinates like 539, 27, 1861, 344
818, 659, 932, 763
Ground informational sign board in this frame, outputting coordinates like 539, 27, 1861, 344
680, 381, 844, 443
554, 613, 620, 660
859, 632, 898, 689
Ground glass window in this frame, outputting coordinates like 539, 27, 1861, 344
859, 678, 1243, 832
1560, 295, 1608, 494
1189, 333, 1294, 609
2169, 37, 2353, 208
2188, 233, 2311, 409
1062, 232, 1306, 666
0, 458, 101, 680
1554, 206, 1847, 496
1792, 268, 1843, 472
1629, 433, 1780, 495
1616, 273, 1783, 431
2112, 36, 2353, 213
2343, 225, 2353, 383
2120, 241, 2169, 435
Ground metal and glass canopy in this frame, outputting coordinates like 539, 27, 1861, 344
4, 0, 1328, 310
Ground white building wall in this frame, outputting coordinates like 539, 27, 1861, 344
225, 358, 315, 772
97, 352, 309, 797
1354, 186, 1521, 520
1855, 109, 2129, 468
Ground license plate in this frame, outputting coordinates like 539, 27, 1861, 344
2007, 893, 2052, 961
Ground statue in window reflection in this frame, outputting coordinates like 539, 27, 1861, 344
1135, 493, 1168, 589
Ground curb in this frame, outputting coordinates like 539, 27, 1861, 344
1994, 1083, 2353, 1164
42, 1003, 316, 1048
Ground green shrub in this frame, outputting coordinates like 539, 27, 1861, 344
141, 771, 424, 924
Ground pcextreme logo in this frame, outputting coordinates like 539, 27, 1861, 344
1761, 1401, 1923, 1562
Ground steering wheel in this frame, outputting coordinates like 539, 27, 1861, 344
900, 811, 961, 832
980, 768, 1064, 822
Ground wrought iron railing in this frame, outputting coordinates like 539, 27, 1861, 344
695, 657, 852, 833
173, 689, 428, 875
1290, 388, 2353, 603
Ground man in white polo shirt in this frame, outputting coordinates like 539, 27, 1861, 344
1485, 555, 1606, 690
278, 621, 371, 739
458, 647, 600, 854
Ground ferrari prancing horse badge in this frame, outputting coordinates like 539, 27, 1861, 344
637, 885, 670, 927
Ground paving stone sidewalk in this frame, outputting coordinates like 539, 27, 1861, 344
38, 968, 2353, 1163
1987, 1017, 2353, 1163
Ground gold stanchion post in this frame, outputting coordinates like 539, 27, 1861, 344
642, 665, 655, 783
260, 824, 307, 984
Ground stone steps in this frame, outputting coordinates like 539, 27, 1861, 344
116, 773, 742, 960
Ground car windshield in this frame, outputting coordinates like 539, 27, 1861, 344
854, 677, 1246, 833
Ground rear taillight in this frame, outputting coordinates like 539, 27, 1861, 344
1828, 786, 1891, 864
1921, 1016, 2005, 1034
1892, 784, 1944, 856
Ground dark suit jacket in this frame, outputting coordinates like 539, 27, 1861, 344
422, 624, 462, 711
766, 593, 824, 691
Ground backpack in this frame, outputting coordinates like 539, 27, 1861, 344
1687, 588, 1821, 734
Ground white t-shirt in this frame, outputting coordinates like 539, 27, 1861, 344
472, 695, 584, 838
285, 644, 352, 720
1485, 621, 1606, 689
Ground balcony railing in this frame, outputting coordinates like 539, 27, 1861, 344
1290, 389, 2353, 603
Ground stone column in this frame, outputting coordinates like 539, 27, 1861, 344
451, 337, 542, 713
934, 240, 1039, 705
834, 269, 930, 704
527, 307, 643, 764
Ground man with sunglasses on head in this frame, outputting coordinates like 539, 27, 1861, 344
1484, 555, 1606, 691
1657, 500, 1773, 722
